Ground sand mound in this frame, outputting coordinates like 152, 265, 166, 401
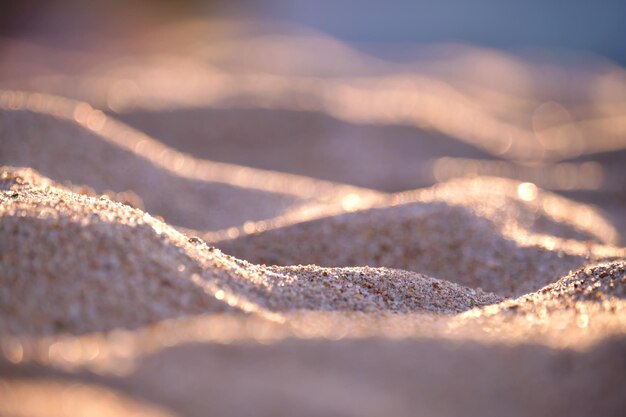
1, 169, 624, 417
505, 262, 626, 313
2, 24, 626, 417
217, 178, 624, 296
539, 262, 626, 303
0, 92, 381, 231
0, 167, 500, 335
255, 264, 501, 313
557, 263, 626, 301
0, 168, 235, 335
401, 176, 620, 244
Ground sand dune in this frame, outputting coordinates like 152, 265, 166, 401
217, 177, 624, 296
0, 91, 382, 232
2, 22, 626, 164
1, 19, 626, 417
4, 26, 624, 238
1, 167, 502, 335
1, 165, 625, 415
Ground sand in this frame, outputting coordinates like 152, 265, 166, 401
0, 92, 382, 232
1, 20, 626, 417
217, 179, 624, 297
2, 164, 626, 417
0, 167, 502, 335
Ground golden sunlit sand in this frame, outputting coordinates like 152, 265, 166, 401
1, 19, 626, 417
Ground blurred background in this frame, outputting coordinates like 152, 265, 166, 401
2, 0, 626, 61
1, 0, 625, 232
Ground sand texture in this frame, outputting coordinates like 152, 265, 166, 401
1, 20, 626, 417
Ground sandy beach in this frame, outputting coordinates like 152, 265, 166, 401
1, 18, 626, 417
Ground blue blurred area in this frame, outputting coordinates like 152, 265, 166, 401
253, 0, 626, 63
1, 0, 624, 64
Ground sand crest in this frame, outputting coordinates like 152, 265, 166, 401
0, 92, 382, 232
1, 163, 625, 416
1, 167, 501, 336
1, 23, 626, 416
218, 177, 624, 296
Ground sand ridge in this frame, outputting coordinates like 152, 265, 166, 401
2, 166, 625, 335
1, 167, 503, 336
1, 22, 626, 416
0, 91, 383, 231
217, 177, 625, 296
2, 151, 626, 417
3, 25, 626, 164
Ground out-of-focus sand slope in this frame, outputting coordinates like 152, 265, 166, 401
1, 19, 626, 417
